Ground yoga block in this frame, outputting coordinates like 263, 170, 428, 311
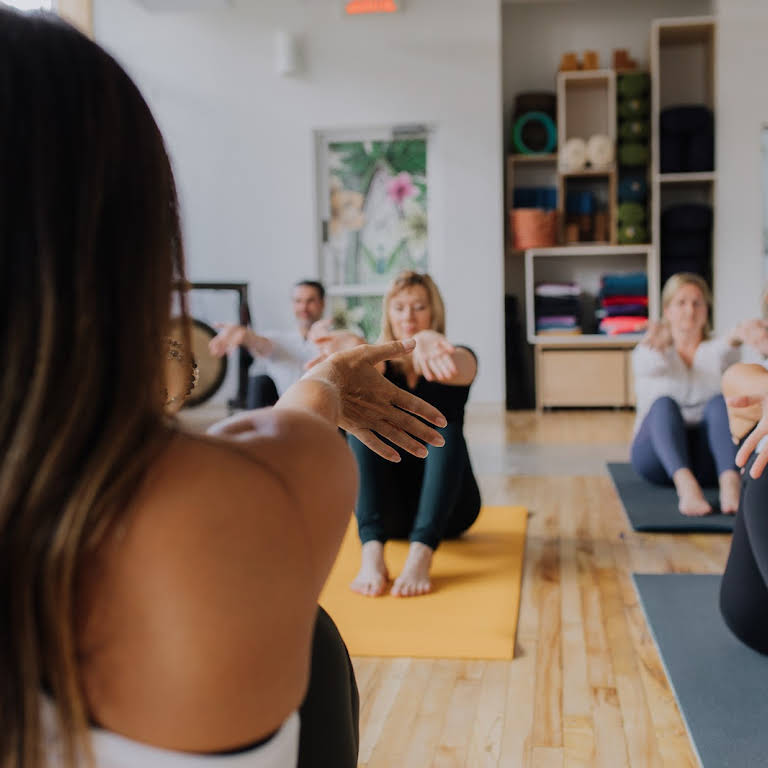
582, 50, 600, 70
559, 52, 580, 71
619, 143, 649, 166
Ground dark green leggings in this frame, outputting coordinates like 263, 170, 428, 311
348, 422, 481, 550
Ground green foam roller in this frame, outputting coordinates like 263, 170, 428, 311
618, 201, 646, 225
617, 73, 650, 98
619, 120, 649, 141
618, 223, 648, 245
619, 143, 649, 166
619, 98, 650, 119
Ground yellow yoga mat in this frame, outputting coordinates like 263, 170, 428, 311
319, 506, 528, 660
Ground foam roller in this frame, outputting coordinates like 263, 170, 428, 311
561, 137, 587, 171
586, 134, 614, 167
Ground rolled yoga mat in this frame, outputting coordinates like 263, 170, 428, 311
607, 462, 733, 532
319, 506, 528, 660
633, 574, 768, 768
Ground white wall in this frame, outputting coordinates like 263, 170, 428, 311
714, 0, 768, 331
93, 0, 505, 403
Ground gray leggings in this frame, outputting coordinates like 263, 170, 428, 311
631, 395, 737, 486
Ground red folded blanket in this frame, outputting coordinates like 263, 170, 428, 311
602, 295, 648, 307
599, 316, 649, 335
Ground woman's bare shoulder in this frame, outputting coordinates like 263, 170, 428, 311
79, 426, 340, 751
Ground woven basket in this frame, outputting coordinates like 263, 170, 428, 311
511, 209, 558, 249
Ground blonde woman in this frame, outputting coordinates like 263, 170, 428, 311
347, 271, 481, 597
631, 273, 747, 516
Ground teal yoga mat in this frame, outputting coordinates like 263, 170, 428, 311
607, 462, 733, 532
634, 574, 768, 768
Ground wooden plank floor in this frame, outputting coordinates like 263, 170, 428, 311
352, 409, 731, 768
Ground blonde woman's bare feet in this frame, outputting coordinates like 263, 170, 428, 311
391, 541, 433, 597
673, 468, 712, 516
350, 541, 389, 596
719, 470, 741, 515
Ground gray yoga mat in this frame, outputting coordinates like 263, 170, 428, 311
634, 574, 768, 768
607, 462, 733, 532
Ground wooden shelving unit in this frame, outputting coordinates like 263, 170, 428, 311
650, 16, 717, 297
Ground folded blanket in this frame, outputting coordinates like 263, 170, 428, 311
598, 316, 648, 335
535, 282, 581, 298
597, 304, 648, 318
535, 296, 581, 315
602, 295, 648, 307
601, 273, 648, 297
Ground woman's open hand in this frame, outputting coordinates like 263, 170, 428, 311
733, 394, 768, 477
412, 330, 457, 382
641, 320, 672, 351
304, 339, 447, 462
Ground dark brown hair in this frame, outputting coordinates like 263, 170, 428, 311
0, 9, 187, 767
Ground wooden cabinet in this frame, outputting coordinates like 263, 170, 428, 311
535, 344, 637, 408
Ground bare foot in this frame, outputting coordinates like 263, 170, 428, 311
391, 541, 434, 597
350, 541, 389, 597
719, 470, 741, 515
673, 468, 712, 517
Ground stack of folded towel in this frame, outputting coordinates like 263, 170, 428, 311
597, 272, 648, 335
535, 282, 582, 335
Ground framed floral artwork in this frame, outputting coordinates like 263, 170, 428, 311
317, 128, 429, 340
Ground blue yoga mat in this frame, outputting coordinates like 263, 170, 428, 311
634, 574, 768, 768
607, 463, 733, 532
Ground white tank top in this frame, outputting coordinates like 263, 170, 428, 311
41, 697, 300, 768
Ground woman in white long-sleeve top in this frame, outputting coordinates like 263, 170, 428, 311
631, 273, 752, 516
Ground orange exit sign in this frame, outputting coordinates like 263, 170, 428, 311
345, 0, 401, 14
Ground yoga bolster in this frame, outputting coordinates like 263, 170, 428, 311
618, 175, 647, 202
618, 201, 646, 225
617, 72, 650, 98
618, 97, 649, 119
660, 203, 713, 232
512, 111, 557, 155
586, 134, 614, 167
619, 120, 649, 141
561, 137, 587, 171
619, 143, 649, 166
660, 105, 713, 134
618, 223, 648, 244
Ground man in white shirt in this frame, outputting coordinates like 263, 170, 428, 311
209, 280, 327, 407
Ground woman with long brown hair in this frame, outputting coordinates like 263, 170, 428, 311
0, 9, 446, 768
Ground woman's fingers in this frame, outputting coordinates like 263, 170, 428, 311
304, 353, 327, 370
750, 447, 768, 479
374, 421, 429, 458
389, 386, 446, 428
382, 405, 446, 447
736, 425, 765, 467
727, 395, 763, 409
362, 338, 416, 366
350, 428, 401, 463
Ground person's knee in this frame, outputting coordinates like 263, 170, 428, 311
704, 393, 726, 419
649, 395, 680, 416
